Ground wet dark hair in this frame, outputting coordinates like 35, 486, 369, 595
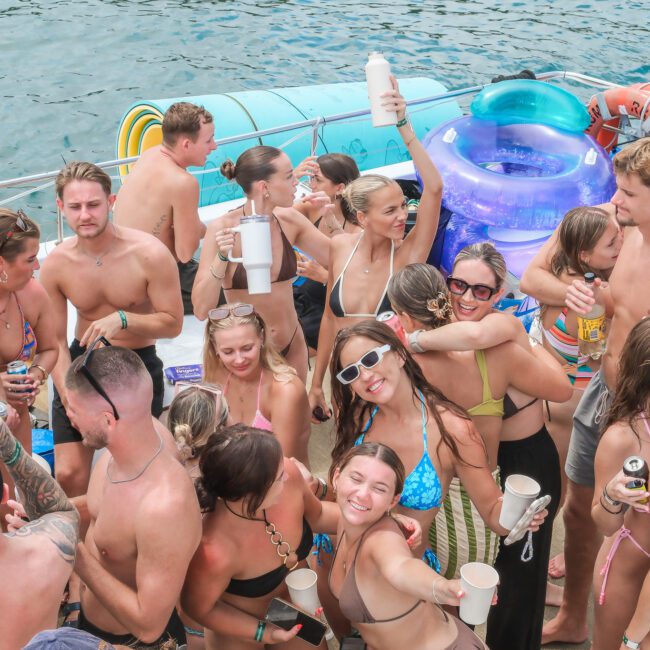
605, 318, 650, 437
317, 153, 360, 225
220, 145, 283, 194
330, 320, 471, 468
331, 442, 405, 495
196, 423, 283, 516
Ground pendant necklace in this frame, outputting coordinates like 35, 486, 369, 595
80, 226, 116, 267
0, 292, 14, 329
106, 431, 164, 484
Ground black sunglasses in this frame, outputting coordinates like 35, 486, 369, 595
75, 336, 120, 420
446, 276, 499, 302
0, 210, 28, 256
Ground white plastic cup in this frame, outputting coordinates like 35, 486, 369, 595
227, 215, 272, 294
365, 52, 397, 127
459, 562, 499, 626
498, 474, 541, 530
285, 568, 321, 614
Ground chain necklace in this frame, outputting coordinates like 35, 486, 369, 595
106, 431, 164, 484
0, 292, 13, 329
223, 500, 299, 569
79, 226, 116, 267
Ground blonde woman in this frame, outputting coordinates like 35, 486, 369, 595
308, 76, 443, 420
202, 303, 311, 466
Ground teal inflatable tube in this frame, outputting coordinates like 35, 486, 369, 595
117, 78, 461, 207
471, 79, 591, 132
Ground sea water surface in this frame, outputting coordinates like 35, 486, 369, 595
0, 0, 647, 237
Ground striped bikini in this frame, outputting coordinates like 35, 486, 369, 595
543, 308, 595, 389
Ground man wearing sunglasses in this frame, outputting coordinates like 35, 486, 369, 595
63, 344, 201, 647
521, 139, 650, 646
114, 103, 215, 315
39, 162, 183, 500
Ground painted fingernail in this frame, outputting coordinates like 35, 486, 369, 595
296, 624, 303, 631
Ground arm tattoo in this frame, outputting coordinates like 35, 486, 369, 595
0, 421, 76, 521
6, 512, 79, 566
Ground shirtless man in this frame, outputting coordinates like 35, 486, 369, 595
64, 344, 201, 646
40, 162, 183, 498
520, 137, 650, 645
114, 102, 216, 314
0, 418, 80, 650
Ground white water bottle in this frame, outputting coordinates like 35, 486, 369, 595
365, 52, 397, 127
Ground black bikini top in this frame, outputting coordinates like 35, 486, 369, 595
224, 214, 297, 291
224, 518, 313, 598
502, 393, 538, 421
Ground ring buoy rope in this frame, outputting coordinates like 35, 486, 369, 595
586, 83, 650, 151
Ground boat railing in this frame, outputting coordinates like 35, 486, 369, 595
0, 70, 622, 244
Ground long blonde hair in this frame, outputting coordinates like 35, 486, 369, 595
202, 303, 296, 383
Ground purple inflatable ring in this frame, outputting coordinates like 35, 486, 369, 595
419, 116, 615, 230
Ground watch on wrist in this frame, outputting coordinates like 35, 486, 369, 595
623, 633, 640, 649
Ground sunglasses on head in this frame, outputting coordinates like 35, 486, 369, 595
446, 276, 499, 302
75, 336, 120, 420
0, 210, 28, 256
336, 344, 391, 385
208, 304, 255, 321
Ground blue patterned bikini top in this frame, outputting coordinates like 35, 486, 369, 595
354, 390, 443, 511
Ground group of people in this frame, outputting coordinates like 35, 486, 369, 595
0, 76, 649, 650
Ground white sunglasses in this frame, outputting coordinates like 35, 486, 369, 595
336, 344, 391, 385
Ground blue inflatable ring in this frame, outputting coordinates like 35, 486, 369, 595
420, 116, 615, 230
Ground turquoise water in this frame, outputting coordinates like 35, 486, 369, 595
1, 0, 647, 237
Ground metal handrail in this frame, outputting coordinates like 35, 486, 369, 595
0, 70, 620, 192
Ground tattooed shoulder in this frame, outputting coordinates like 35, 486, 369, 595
5, 511, 80, 566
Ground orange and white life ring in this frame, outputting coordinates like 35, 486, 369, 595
586, 82, 650, 151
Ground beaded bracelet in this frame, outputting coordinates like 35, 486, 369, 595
396, 117, 408, 128
117, 310, 128, 330
5, 439, 22, 467
255, 620, 267, 642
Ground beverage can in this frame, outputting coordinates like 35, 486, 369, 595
7, 360, 30, 395
0, 401, 7, 420
623, 455, 649, 506
376, 311, 407, 345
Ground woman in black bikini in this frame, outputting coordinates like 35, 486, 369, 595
329, 442, 486, 650
308, 76, 443, 419
193, 147, 341, 381
182, 424, 333, 649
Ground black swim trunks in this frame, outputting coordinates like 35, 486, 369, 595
78, 607, 186, 649
177, 259, 199, 315
52, 339, 164, 445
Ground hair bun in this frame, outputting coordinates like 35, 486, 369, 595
426, 292, 453, 320
220, 159, 237, 180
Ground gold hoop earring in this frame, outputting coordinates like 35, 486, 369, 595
0, 270, 7, 284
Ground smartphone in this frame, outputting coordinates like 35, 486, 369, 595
312, 406, 330, 423
265, 598, 327, 647
340, 636, 367, 649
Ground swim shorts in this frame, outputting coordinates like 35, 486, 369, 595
565, 369, 613, 487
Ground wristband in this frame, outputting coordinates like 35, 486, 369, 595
255, 620, 266, 642
599, 495, 623, 515
184, 625, 205, 638
218, 251, 229, 263
317, 477, 328, 500
432, 577, 444, 604
396, 117, 408, 128
602, 485, 621, 507
5, 439, 22, 467
117, 309, 128, 330
623, 633, 641, 649
408, 329, 426, 354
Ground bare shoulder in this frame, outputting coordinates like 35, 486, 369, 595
5, 510, 80, 567
206, 210, 240, 233
272, 374, 307, 401
437, 406, 479, 445
119, 226, 175, 263
599, 420, 643, 458
39, 237, 77, 272
17, 277, 50, 306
